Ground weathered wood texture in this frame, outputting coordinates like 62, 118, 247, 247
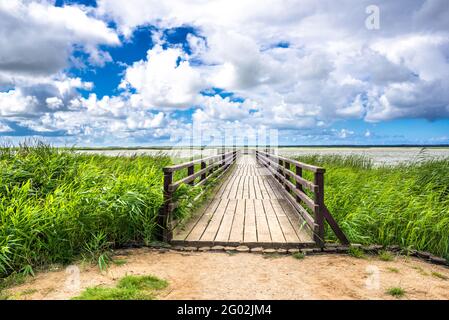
158, 150, 237, 242
173, 154, 314, 245
256, 150, 349, 246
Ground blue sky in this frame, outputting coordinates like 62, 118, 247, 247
1, 0, 449, 146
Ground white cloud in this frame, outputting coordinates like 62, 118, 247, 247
336, 129, 355, 139
0, 0, 119, 86
0, 89, 38, 116
2, 0, 449, 145
46, 97, 63, 110
120, 45, 204, 110
0, 121, 13, 132
96, 0, 449, 128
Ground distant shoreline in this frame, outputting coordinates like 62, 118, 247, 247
72, 144, 449, 150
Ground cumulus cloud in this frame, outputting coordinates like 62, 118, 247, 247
96, 0, 449, 126
2, 0, 449, 145
0, 89, 38, 116
0, 0, 119, 86
0, 121, 13, 132
120, 45, 204, 110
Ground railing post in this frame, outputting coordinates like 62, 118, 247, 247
284, 161, 291, 193
295, 165, 303, 203
277, 158, 283, 184
222, 152, 226, 167
188, 164, 195, 185
209, 158, 214, 173
159, 169, 173, 242
200, 161, 206, 181
313, 170, 325, 247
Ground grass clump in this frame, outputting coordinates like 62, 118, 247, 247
348, 247, 365, 259
386, 267, 399, 273
112, 259, 128, 266
431, 272, 448, 280
0, 290, 9, 300
386, 287, 406, 298
294, 153, 449, 261
0, 142, 209, 278
73, 274, 168, 300
378, 251, 395, 261
292, 252, 305, 260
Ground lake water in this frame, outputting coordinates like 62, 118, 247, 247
277, 147, 449, 166
78, 147, 449, 166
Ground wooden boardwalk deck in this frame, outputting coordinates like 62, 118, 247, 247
172, 154, 314, 248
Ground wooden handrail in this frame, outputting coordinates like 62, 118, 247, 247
163, 152, 235, 172
158, 150, 239, 242
257, 150, 325, 173
256, 150, 349, 247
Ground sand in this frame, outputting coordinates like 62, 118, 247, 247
5, 248, 449, 300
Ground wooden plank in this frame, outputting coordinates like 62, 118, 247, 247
215, 168, 236, 198
257, 176, 270, 199
244, 199, 257, 242
215, 200, 238, 242
172, 196, 216, 241
228, 175, 241, 199
248, 176, 255, 199
221, 171, 238, 199
270, 199, 304, 243
243, 176, 250, 199
237, 174, 245, 199
262, 199, 285, 243
228, 200, 245, 242
254, 199, 271, 242
265, 175, 284, 199
185, 198, 221, 241
199, 199, 229, 241
171, 240, 315, 249
254, 176, 263, 199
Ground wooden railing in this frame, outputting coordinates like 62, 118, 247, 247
256, 150, 349, 247
158, 150, 239, 242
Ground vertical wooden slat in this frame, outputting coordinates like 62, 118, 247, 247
295, 165, 303, 203
222, 152, 225, 168
188, 164, 195, 185
277, 159, 283, 184
313, 171, 325, 247
200, 161, 206, 181
284, 161, 291, 193
158, 169, 173, 242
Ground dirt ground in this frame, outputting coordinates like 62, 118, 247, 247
4, 248, 449, 300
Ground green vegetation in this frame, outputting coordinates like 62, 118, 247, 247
0, 143, 208, 278
73, 274, 168, 300
386, 267, 399, 273
294, 154, 449, 262
292, 252, 305, 260
112, 259, 128, 266
347, 247, 365, 259
386, 287, 405, 298
0, 290, 9, 300
412, 266, 429, 276
378, 251, 395, 261
431, 271, 448, 280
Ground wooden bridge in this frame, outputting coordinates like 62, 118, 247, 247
158, 150, 349, 249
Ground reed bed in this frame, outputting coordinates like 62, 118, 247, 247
295, 154, 449, 261
0, 143, 184, 278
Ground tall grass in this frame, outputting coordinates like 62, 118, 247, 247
295, 154, 449, 260
0, 143, 175, 277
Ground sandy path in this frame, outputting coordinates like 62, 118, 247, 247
5, 248, 449, 300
